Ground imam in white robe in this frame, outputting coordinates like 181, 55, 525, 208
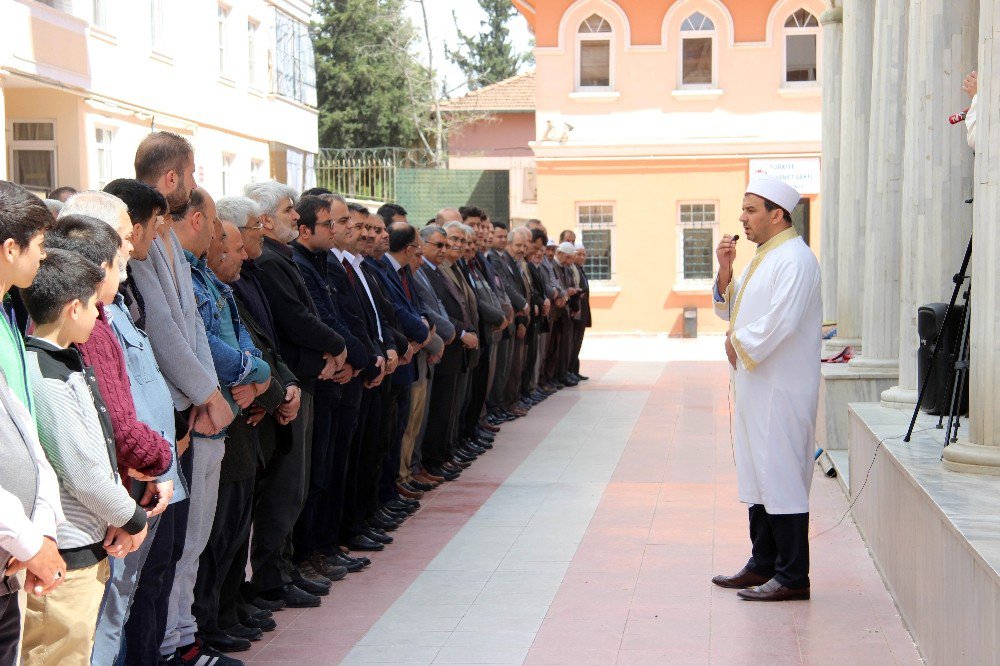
714, 227, 822, 515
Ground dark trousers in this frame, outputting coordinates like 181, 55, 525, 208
488, 336, 512, 409
424, 370, 460, 468
356, 381, 393, 523
219, 530, 250, 631
320, 379, 362, 554
339, 385, 378, 541
503, 337, 526, 408
522, 328, 539, 395
545, 312, 572, 381
461, 343, 492, 440
379, 382, 411, 504
292, 380, 342, 563
570, 319, 586, 374
124, 448, 192, 665
0, 593, 19, 666
746, 504, 810, 589
192, 475, 254, 634
250, 389, 314, 594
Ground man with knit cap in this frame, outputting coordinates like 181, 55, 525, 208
711, 175, 821, 602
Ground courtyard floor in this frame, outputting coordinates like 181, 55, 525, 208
244, 335, 923, 665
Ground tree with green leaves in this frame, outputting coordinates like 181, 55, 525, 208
447, 0, 531, 90
313, 0, 430, 149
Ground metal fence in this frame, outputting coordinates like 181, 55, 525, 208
314, 148, 511, 225
314, 147, 436, 202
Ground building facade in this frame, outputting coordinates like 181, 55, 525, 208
512, 0, 824, 334
0, 0, 318, 197
443, 71, 538, 226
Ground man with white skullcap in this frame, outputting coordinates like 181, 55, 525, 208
710, 175, 822, 602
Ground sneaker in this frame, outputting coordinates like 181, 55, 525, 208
174, 638, 246, 665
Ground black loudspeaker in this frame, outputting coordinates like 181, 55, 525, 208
917, 302, 969, 416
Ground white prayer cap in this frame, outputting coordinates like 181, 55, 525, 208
745, 176, 801, 214
557, 241, 576, 255
573, 241, 585, 251
546, 239, 557, 247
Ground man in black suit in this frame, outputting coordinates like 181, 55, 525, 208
570, 244, 592, 382
244, 181, 346, 609
487, 221, 528, 421
418, 225, 478, 480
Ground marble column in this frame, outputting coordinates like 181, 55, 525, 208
830, 0, 875, 352
943, 0, 1000, 473
881, 0, 978, 410
819, 7, 843, 326
848, 0, 907, 374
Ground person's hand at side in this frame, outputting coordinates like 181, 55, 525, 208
963, 70, 978, 98
6, 537, 65, 596
141, 479, 173, 517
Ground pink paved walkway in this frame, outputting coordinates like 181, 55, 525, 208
242, 347, 923, 665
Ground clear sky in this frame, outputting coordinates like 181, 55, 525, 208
402, 0, 534, 98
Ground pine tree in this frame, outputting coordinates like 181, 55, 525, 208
447, 0, 529, 90
312, 0, 430, 148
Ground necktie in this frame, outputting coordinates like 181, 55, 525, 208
343, 258, 356, 287
399, 267, 412, 301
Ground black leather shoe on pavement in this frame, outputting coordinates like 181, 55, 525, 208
347, 534, 385, 551
364, 527, 394, 545
200, 631, 252, 653
328, 552, 365, 572
221, 624, 264, 642
238, 614, 277, 632
259, 584, 322, 608
249, 596, 285, 612
290, 575, 330, 597
237, 602, 272, 621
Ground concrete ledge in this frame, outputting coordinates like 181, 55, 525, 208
818, 363, 897, 450
849, 403, 1000, 665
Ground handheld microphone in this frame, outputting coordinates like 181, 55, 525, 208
732, 235, 740, 241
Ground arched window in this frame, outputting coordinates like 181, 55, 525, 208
784, 9, 819, 84
576, 14, 612, 91
680, 12, 715, 87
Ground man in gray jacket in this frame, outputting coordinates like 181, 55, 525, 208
129, 132, 235, 666
0, 369, 65, 666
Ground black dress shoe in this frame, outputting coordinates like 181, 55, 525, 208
328, 552, 365, 572
347, 534, 385, 551
386, 499, 416, 514
237, 602, 272, 622
368, 514, 399, 531
238, 614, 277, 632
408, 479, 435, 492
259, 584, 322, 608
475, 429, 496, 441
290, 576, 330, 596
425, 464, 460, 481
249, 596, 286, 612
221, 623, 264, 641
364, 527, 393, 545
380, 506, 408, 521
576, 373, 589, 381
200, 630, 252, 653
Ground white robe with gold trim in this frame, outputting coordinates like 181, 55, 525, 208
714, 228, 822, 514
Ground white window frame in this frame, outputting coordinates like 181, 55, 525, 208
221, 152, 236, 196
92, 0, 110, 31
782, 9, 820, 87
149, 0, 168, 55
250, 158, 264, 184
575, 14, 613, 93
94, 125, 116, 189
675, 201, 719, 289
218, 4, 231, 77
576, 201, 616, 283
247, 18, 261, 89
678, 12, 717, 90
8, 119, 58, 193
